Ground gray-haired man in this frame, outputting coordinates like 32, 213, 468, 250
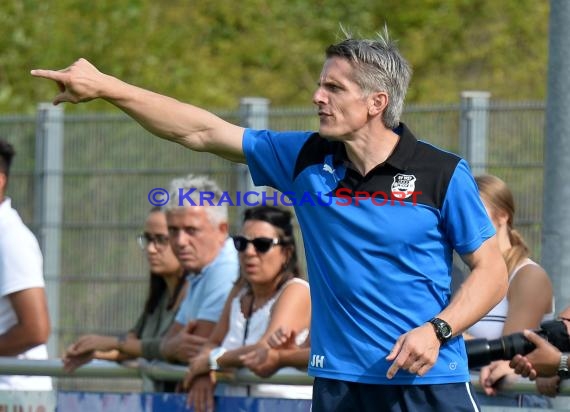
158, 175, 239, 363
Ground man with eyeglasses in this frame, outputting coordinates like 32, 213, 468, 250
0, 138, 52, 390
509, 306, 570, 396
158, 175, 239, 364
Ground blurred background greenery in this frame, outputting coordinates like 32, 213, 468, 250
0, 0, 549, 113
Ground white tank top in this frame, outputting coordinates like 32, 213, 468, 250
221, 277, 309, 349
467, 258, 555, 340
217, 277, 312, 399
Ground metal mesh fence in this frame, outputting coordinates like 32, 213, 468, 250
0, 99, 546, 391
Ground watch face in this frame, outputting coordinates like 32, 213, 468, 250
440, 323, 452, 338
430, 318, 452, 342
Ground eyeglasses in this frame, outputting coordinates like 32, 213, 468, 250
232, 236, 282, 253
137, 233, 170, 251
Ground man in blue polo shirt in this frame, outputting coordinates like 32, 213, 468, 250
158, 175, 239, 364
32, 28, 508, 411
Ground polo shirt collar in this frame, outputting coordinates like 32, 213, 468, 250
186, 237, 234, 280
332, 122, 417, 171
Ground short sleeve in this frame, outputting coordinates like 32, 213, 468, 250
0, 229, 44, 297
242, 129, 312, 191
441, 159, 496, 255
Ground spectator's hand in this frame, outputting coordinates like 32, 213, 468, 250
160, 320, 208, 363
65, 335, 118, 355
535, 376, 561, 397
509, 330, 561, 378
62, 343, 96, 373
62, 350, 95, 373
479, 360, 513, 396
184, 352, 210, 389
186, 374, 215, 412
267, 327, 302, 349
240, 342, 280, 378
30, 59, 107, 105
509, 354, 537, 380
385, 323, 440, 378
62, 335, 118, 373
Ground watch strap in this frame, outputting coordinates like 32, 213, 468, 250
558, 354, 569, 379
428, 317, 453, 345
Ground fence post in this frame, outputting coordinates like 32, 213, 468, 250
34, 103, 63, 358
459, 91, 490, 176
235, 97, 270, 220
542, 0, 570, 313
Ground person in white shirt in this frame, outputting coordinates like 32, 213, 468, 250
0, 138, 52, 390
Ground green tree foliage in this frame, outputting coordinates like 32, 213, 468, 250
0, 0, 548, 114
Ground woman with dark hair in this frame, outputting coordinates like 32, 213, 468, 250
62, 207, 185, 392
183, 205, 311, 411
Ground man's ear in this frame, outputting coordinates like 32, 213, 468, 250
368, 91, 389, 117
218, 221, 229, 236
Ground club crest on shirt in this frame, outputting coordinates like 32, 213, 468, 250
391, 173, 416, 199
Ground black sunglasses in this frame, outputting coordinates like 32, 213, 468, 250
233, 236, 282, 253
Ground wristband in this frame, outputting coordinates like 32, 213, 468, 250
117, 333, 128, 352
208, 347, 227, 371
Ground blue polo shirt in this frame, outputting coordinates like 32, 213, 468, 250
175, 238, 239, 325
242, 123, 495, 385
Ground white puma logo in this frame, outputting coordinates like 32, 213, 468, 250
323, 164, 335, 174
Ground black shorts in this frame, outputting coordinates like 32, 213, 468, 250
311, 377, 481, 412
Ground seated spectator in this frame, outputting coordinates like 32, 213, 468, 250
0, 138, 52, 390
158, 175, 239, 365
509, 305, 570, 397
62, 207, 185, 392
183, 206, 311, 412
466, 174, 554, 407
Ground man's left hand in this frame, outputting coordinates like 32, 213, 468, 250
385, 323, 440, 379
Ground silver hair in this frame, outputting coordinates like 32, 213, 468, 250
163, 174, 228, 225
326, 25, 412, 129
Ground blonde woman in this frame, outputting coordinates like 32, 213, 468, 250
468, 175, 554, 407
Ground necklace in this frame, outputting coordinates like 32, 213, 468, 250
242, 295, 255, 346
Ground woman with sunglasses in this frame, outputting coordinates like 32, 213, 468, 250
62, 207, 186, 392
183, 205, 311, 412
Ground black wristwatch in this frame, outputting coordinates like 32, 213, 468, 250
558, 354, 569, 379
428, 317, 453, 345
